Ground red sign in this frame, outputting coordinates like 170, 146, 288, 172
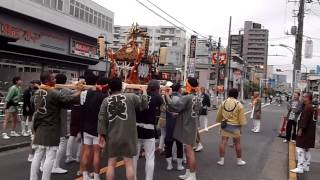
75, 42, 90, 53
212, 52, 227, 65
0, 22, 41, 43
71, 39, 98, 59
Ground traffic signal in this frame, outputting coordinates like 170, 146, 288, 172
97, 35, 106, 59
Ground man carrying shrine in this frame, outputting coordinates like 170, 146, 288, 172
98, 77, 148, 180
164, 77, 202, 180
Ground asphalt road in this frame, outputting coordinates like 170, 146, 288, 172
0, 102, 289, 180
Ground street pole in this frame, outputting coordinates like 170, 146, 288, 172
293, 0, 305, 93
241, 63, 245, 102
215, 37, 221, 97
183, 37, 189, 84
208, 35, 213, 90
226, 16, 232, 98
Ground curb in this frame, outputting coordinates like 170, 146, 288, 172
288, 142, 297, 180
0, 141, 30, 153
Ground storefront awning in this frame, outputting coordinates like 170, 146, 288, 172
0, 44, 100, 66
0, 35, 18, 43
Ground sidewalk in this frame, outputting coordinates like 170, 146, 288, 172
0, 120, 31, 152
296, 123, 320, 180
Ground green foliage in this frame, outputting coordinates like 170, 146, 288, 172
244, 81, 260, 98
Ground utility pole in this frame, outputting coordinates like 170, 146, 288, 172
207, 35, 214, 90
226, 16, 232, 98
183, 37, 189, 84
215, 37, 221, 96
293, 0, 305, 93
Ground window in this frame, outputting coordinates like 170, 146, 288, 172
31, 68, 37, 72
85, 11, 89, 22
102, 19, 105, 29
24, 67, 30, 72
44, 0, 50, 7
18, 68, 23, 73
57, 0, 63, 10
75, 6, 79, 18
80, 7, 84, 20
89, 13, 93, 23
93, 11, 97, 24
70, 4, 74, 15
98, 13, 102, 27
51, 0, 57, 9
70, 0, 75, 4
35, 0, 44, 4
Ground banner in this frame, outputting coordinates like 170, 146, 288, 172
188, 58, 196, 77
189, 35, 197, 58
212, 52, 227, 65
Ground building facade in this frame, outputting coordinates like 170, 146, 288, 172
0, 0, 114, 90
230, 34, 243, 57
242, 21, 269, 78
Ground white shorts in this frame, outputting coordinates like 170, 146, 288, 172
83, 132, 99, 145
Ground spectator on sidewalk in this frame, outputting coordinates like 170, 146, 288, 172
30, 71, 82, 180
251, 92, 262, 133
290, 92, 317, 174
284, 92, 303, 143
199, 87, 211, 132
2, 76, 23, 139
216, 88, 247, 166
22, 80, 40, 137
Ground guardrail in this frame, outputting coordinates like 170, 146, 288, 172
0, 102, 23, 120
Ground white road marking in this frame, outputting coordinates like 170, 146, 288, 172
199, 103, 271, 133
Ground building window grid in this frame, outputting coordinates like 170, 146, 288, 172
31, 0, 63, 11
67, 0, 113, 32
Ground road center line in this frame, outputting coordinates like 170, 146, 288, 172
199, 103, 270, 133
75, 103, 271, 179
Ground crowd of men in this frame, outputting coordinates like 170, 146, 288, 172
0, 71, 214, 180
1, 71, 318, 180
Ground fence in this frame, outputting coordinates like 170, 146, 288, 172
0, 102, 23, 121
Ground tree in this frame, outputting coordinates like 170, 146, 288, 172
244, 81, 260, 98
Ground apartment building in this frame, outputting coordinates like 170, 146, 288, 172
242, 21, 269, 78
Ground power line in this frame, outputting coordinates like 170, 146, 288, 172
136, 0, 215, 41
135, 0, 187, 34
144, 0, 208, 39
268, 36, 293, 41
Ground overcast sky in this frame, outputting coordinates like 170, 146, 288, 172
93, 0, 320, 81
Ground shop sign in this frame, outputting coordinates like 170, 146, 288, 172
0, 22, 41, 42
70, 39, 98, 59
